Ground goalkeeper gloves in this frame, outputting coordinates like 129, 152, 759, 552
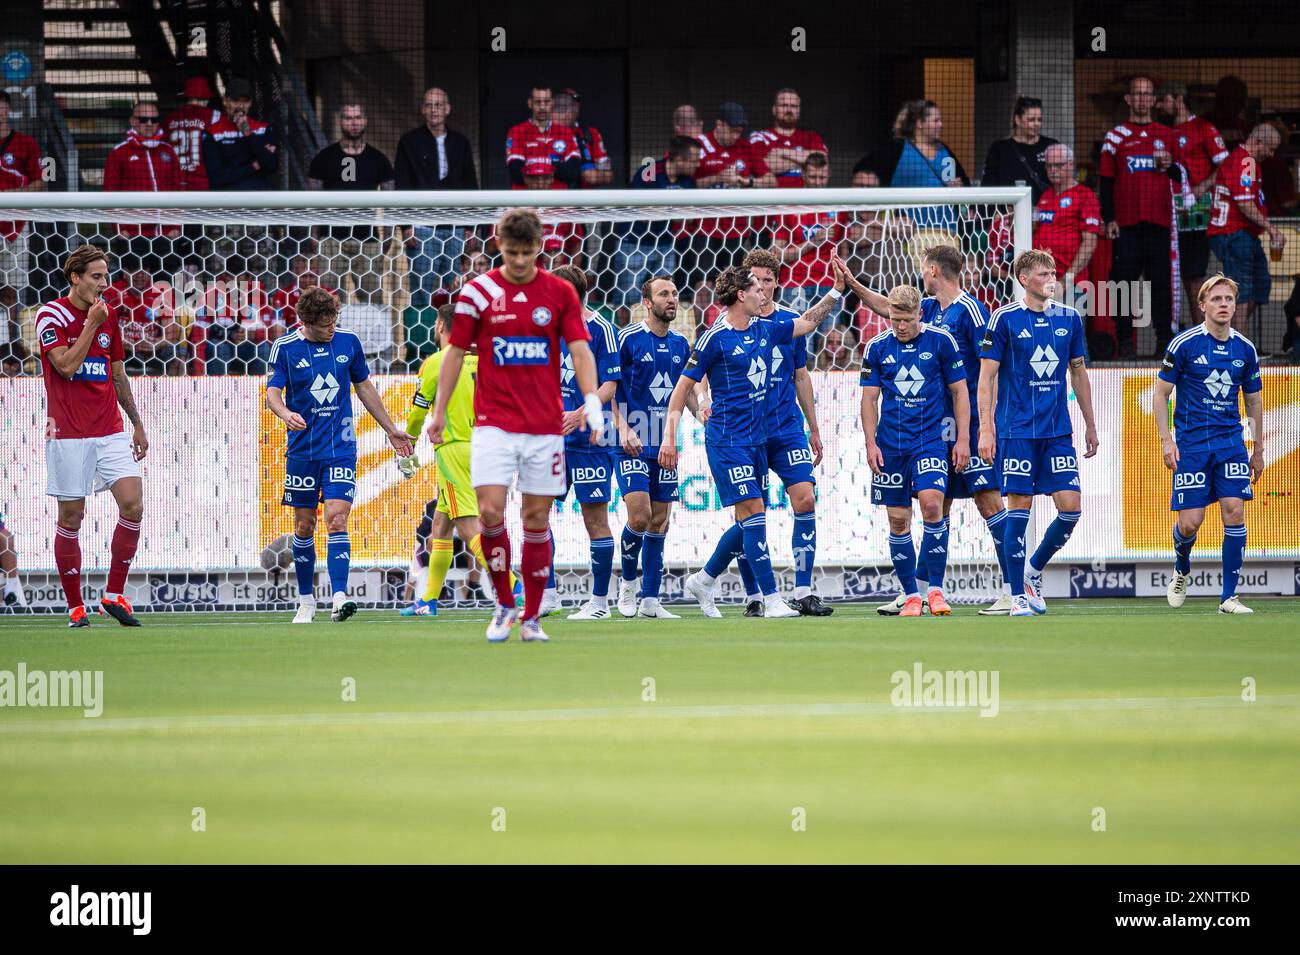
396, 452, 420, 479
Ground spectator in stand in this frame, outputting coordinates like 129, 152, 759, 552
395, 88, 477, 307
308, 104, 394, 304
163, 76, 219, 190
980, 95, 1058, 204
616, 136, 701, 306
272, 266, 335, 330
505, 86, 581, 190
854, 100, 970, 231
840, 168, 915, 319
816, 325, 858, 371
103, 100, 183, 273
1207, 124, 1287, 335
202, 78, 278, 190
677, 102, 775, 291
1156, 81, 1231, 320
692, 278, 724, 332
1099, 75, 1185, 358
0, 91, 45, 311
552, 88, 612, 188
748, 88, 828, 188
449, 251, 491, 295
104, 268, 164, 375
771, 153, 842, 333
673, 104, 703, 140
0, 343, 26, 377
1034, 145, 1102, 288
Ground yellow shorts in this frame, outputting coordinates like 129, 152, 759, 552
434, 441, 477, 519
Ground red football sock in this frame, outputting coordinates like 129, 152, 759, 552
479, 522, 515, 609
521, 526, 552, 621
106, 517, 141, 596
54, 523, 83, 611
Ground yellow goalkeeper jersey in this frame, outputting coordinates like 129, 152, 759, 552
407, 351, 477, 445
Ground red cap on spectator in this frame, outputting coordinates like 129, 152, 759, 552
183, 77, 214, 100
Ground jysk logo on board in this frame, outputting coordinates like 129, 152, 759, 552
1069, 564, 1136, 597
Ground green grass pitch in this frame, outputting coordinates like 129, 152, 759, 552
1, 598, 1297, 863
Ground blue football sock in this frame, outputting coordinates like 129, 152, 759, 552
547, 530, 556, 590
888, 532, 919, 598
1029, 510, 1080, 573
737, 557, 759, 598
923, 520, 949, 593
792, 509, 817, 591
1221, 524, 1247, 602
590, 536, 614, 598
641, 531, 666, 600
1173, 524, 1196, 576
740, 513, 776, 596
1005, 509, 1031, 596
292, 535, 316, 597
620, 526, 644, 582
985, 509, 1011, 591
704, 521, 744, 579
326, 532, 350, 595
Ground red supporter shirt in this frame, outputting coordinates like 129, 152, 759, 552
1208, 146, 1266, 237
1098, 121, 1178, 228
36, 296, 125, 439
747, 127, 827, 187
574, 124, 609, 188
1174, 116, 1229, 191
1033, 184, 1103, 281
0, 129, 42, 240
102, 280, 168, 347
163, 104, 219, 189
504, 120, 580, 190
102, 131, 183, 237
773, 210, 845, 287
689, 132, 771, 239
449, 267, 589, 436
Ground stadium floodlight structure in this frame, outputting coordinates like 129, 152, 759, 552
1, 186, 1032, 612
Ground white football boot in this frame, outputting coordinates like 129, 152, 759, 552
617, 579, 639, 618
638, 597, 680, 619
486, 605, 519, 642
1167, 572, 1191, 608
979, 594, 1015, 615
684, 571, 723, 619
568, 598, 610, 620
764, 594, 801, 618
1218, 595, 1253, 615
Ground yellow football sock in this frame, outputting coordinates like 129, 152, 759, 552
423, 538, 455, 603
469, 533, 517, 593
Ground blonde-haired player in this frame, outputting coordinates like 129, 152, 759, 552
398, 305, 519, 615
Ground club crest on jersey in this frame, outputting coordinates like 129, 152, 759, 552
552, 139, 566, 153
96, 332, 111, 348
493, 336, 549, 365
532, 306, 552, 327
1060, 196, 1072, 208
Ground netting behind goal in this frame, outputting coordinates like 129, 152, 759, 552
0, 189, 1030, 611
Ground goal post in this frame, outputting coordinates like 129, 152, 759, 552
1, 187, 1033, 611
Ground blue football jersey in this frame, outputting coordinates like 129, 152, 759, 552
683, 315, 795, 447
860, 324, 966, 455
921, 292, 989, 430
1159, 324, 1261, 454
762, 306, 810, 441
980, 301, 1085, 439
561, 312, 622, 451
616, 321, 692, 456
267, 328, 371, 459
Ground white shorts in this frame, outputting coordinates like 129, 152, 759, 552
470, 426, 566, 497
0, 231, 30, 289
46, 432, 141, 500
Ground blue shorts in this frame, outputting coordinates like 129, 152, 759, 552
946, 432, 1000, 499
1171, 443, 1253, 510
283, 455, 356, 508
1209, 231, 1271, 305
706, 444, 768, 506
615, 452, 679, 503
766, 431, 816, 488
565, 448, 615, 504
999, 435, 1079, 497
871, 445, 948, 507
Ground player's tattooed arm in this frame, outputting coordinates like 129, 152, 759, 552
1152, 377, 1178, 470
1245, 389, 1265, 483
111, 360, 149, 461
1068, 357, 1100, 458
791, 262, 848, 337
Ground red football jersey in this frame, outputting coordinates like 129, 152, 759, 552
773, 210, 845, 286
1033, 184, 1103, 281
747, 127, 827, 187
1174, 116, 1229, 191
688, 131, 771, 239
1208, 146, 1266, 237
504, 120, 580, 190
0, 129, 42, 240
1098, 121, 1178, 227
449, 268, 589, 436
36, 297, 125, 440
162, 104, 220, 189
